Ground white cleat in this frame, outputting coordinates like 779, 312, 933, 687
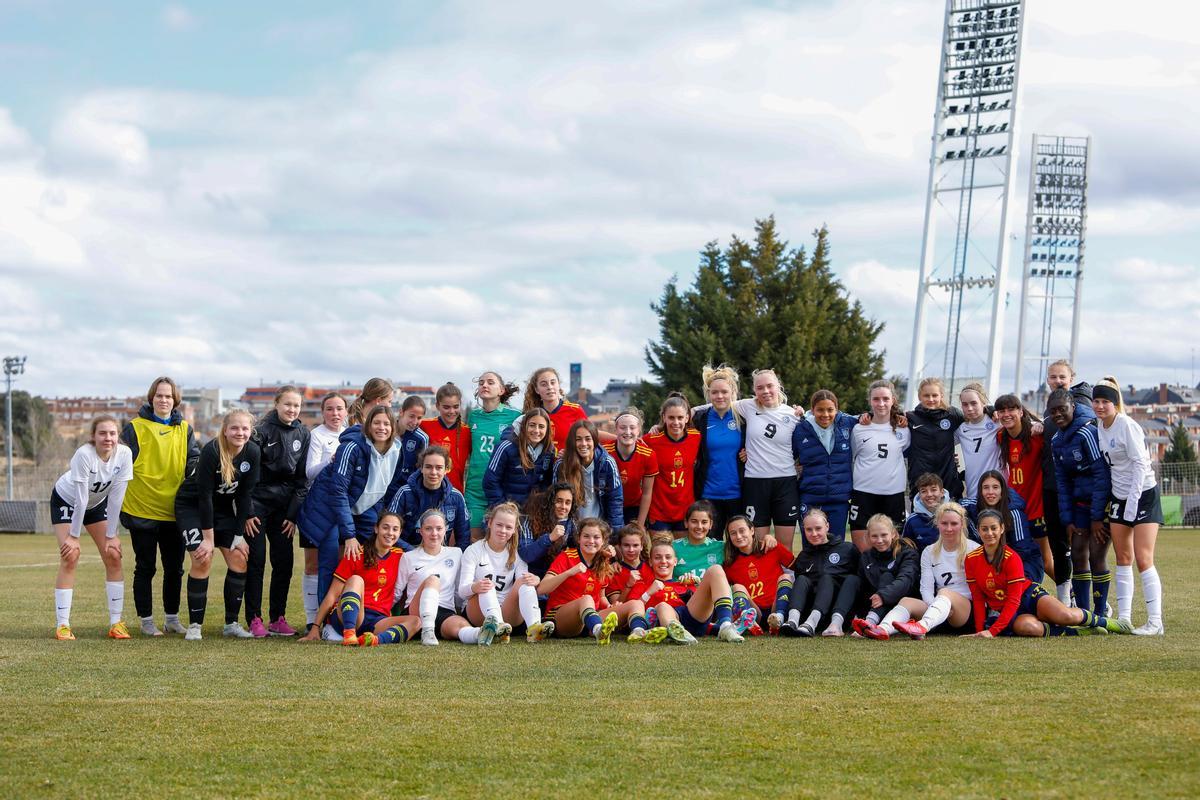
421, 628, 439, 646
717, 622, 744, 643
321, 624, 341, 642
223, 622, 254, 639
184, 623, 202, 641
1132, 620, 1165, 636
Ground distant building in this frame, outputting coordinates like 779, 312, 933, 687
239, 382, 436, 426
596, 379, 638, 414
46, 396, 149, 438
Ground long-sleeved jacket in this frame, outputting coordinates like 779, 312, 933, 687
901, 489, 949, 550
250, 410, 309, 521
792, 412, 856, 503
905, 405, 965, 498
552, 452, 624, 529
858, 544, 919, 607
299, 428, 407, 545
1051, 411, 1110, 524
962, 488, 1039, 561
174, 438, 260, 530
791, 539, 859, 581
519, 517, 577, 578
388, 469, 470, 547
1041, 382, 1095, 498
483, 434, 554, 508
398, 427, 429, 487
119, 403, 199, 522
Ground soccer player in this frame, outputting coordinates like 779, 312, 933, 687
1048, 388, 1112, 615
464, 371, 522, 541
692, 364, 745, 535
792, 389, 857, 545
419, 383, 470, 493
603, 408, 658, 528
1093, 376, 1164, 634
890, 502, 980, 639
851, 514, 919, 640
552, 419, 624, 529
396, 395, 430, 488
672, 500, 724, 582
119, 376, 199, 637
607, 523, 650, 606
730, 369, 803, 550
723, 515, 792, 633
963, 510, 1130, 637
345, 377, 394, 429
538, 518, 619, 643
484, 407, 555, 510
518, 482, 577, 577
962, 470, 1048, 584
628, 538, 744, 644
301, 391, 346, 631
391, 509, 486, 646
458, 502, 552, 643
849, 379, 910, 552
955, 382, 1002, 502
388, 445, 470, 548
521, 366, 592, 456
905, 377, 965, 499
50, 416, 133, 640
176, 410, 261, 641
298, 512, 416, 646
643, 394, 701, 537
243, 386, 308, 638
782, 509, 860, 637
902, 473, 948, 550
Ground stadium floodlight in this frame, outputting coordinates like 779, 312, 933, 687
907, 0, 1027, 405
1014, 134, 1091, 394
4, 355, 27, 500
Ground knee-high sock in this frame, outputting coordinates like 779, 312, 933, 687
517, 584, 541, 628
732, 590, 753, 617
921, 595, 952, 631
1115, 565, 1134, 622
1092, 570, 1111, 613
1056, 581, 1072, 605
628, 612, 648, 632
376, 623, 409, 644
1140, 567, 1162, 625
187, 575, 209, 625
302, 574, 319, 625
105, 581, 124, 625
338, 591, 362, 633
713, 596, 733, 628
478, 586, 502, 620
1072, 573, 1092, 613
773, 577, 793, 616
879, 604, 910, 634
223, 570, 247, 625
419, 589, 439, 633
55, 588, 73, 627
582, 607, 602, 636
458, 625, 481, 644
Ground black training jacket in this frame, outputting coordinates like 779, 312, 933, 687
858, 544, 919, 606
251, 410, 310, 521
791, 539, 859, 580
905, 405, 965, 498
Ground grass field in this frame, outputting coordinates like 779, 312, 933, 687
1, 533, 1198, 799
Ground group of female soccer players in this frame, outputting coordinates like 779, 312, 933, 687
48, 358, 1166, 644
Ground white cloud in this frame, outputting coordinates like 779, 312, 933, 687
161, 5, 197, 33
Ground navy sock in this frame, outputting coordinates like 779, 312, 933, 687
1092, 571, 1111, 612
187, 575, 209, 625
377, 624, 409, 644
1046, 623, 1080, 636
339, 591, 363, 633
732, 590, 753, 617
582, 609, 602, 635
629, 613, 648, 632
773, 578, 793, 615
1072, 573, 1092, 613
713, 596, 733, 628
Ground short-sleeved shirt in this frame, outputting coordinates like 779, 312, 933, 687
546, 549, 610, 610
1003, 433, 1044, 520
603, 441, 659, 509
702, 408, 742, 500
464, 405, 521, 508
644, 429, 702, 523
723, 546, 794, 610
393, 545, 462, 612
419, 417, 471, 492
735, 399, 801, 479
851, 423, 911, 495
334, 548, 403, 615
672, 537, 724, 581
628, 574, 691, 608
545, 400, 589, 457
956, 417, 1003, 500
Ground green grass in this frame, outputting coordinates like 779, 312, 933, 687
1, 533, 1198, 799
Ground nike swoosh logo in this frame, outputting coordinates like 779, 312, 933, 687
413, 565, 423, 571
266, 442, 278, 448
159, 430, 170, 436
911, 424, 923, 429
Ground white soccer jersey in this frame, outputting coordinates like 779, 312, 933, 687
956, 417, 1003, 500
458, 540, 529, 604
735, 398, 801, 479
851, 422, 911, 494
1098, 414, 1156, 519
394, 546, 462, 612
54, 444, 134, 510
919, 540, 980, 603
305, 423, 343, 485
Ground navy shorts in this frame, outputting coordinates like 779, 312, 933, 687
50, 488, 107, 527
331, 607, 388, 635
677, 604, 711, 638
995, 584, 1048, 635
1067, 504, 1094, 531
1107, 486, 1164, 526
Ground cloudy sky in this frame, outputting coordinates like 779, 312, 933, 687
2, 0, 1197, 404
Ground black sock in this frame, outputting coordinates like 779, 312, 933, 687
187, 575, 209, 626
224, 570, 247, 625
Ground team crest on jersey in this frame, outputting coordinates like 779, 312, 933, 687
377, 571, 388, 586
829, 552, 841, 564
406, 440, 415, 451
445, 509, 456, 521
939, 419, 951, 430
707, 554, 718, 565
444, 558, 455, 569
584, 579, 595, 593
748, 564, 759, 579
985, 421, 995, 431
239, 461, 251, 473
674, 454, 683, 468
727, 420, 737, 431
1110, 438, 1116, 448
1073, 449, 1082, 461
895, 431, 904, 441
986, 576, 996, 590
292, 440, 302, 452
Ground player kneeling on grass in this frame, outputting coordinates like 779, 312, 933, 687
538, 518, 619, 644
628, 538, 744, 644
962, 510, 1131, 638
782, 509, 860, 637
458, 502, 551, 644
299, 512, 417, 646
722, 515, 791, 635
850, 514, 919, 641
51, 415, 134, 640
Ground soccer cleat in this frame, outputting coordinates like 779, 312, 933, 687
851, 618, 872, 637
525, 621, 550, 642
185, 623, 203, 641
734, 607, 758, 634
645, 607, 658, 628
478, 616, 499, 647
862, 621, 889, 641
321, 624, 342, 642
766, 612, 783, 635
796, 623, 815, 638
420, 628, 439, 646
1132, 620, 1165, 636
268, 617, 297, 637
627, 628, 649, 643
893, 619, 928, 640
247, 617, 269, 638
821, 624, 844, 638
644, 626, 669, 644
162, 617, 186, 635
596, 612, 618, 645
666, 620, 697, 645
717, 622, 744, 643
1071, 625, 1107, 636
223, 622, 254, 639
55, 625, 75, 641
496, 622, 513, 644
359, 632, 379, 647
342, 630, 360, 647
140, 618, 164, 637
1104, 617, 1133, 635
107, 621, 131, 640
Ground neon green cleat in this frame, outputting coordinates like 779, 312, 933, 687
596, 612, 618, 645
666, 620, 697, 645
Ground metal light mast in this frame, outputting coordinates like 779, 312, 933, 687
907, 0, 1027, 406
1014, 134, 1090, 393
4, 355, 27, 500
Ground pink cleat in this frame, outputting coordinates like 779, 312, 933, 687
268, 617, 297, 637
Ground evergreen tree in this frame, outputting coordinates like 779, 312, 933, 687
0, 391, 54, 463
638, 217, 885, 416
1164, 420, 1197, 464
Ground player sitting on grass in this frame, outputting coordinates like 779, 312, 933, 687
628, 537, 744, 644
851, 513, 919, 640
723, 515, 791, 634
537, 518, 619, 644
458, 502, 549, 644
782, 508, 860, 637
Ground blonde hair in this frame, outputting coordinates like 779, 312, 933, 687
218, 410, 255, 485
1095, 375, 1125, 414
959, 381, 988, 407
751, 368, 788, 408
701, 364, 742, 428
918, 377, 949, 410
1047, 359, 1075, 379
485, 502, 521, 570
932, 501, 970, 572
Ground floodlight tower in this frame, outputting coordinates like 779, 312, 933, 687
4, 355, 27, 500
907, 0, 1027, 406
1013, 134, 1090, 393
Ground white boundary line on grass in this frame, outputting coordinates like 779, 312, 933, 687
0, 556, 102, 569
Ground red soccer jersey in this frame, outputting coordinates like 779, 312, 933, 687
965, 546, 1030, 636
628, 573, 691, 608
606, 560, 646, 602
1002, 432, 1045, 520
723, 545, 795, 611
420, 417, 471, 492
333, 548, 404, 615
643, 429, 702, 524
546, 548, 610, 610
603, 440, 660, 508
546, 400, 589, 457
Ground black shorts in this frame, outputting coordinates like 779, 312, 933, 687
1107, 486, 1164, 526
179, 511, 237, 551
49, 488, 107, 527
433, 605, 458, 638
849, 490, 906, 530
742, 477, 799, 527
330, 607, 388, 635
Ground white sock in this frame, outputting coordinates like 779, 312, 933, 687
591, 622, 602, 637
302, 574, 319, 624
1115, 564, 1134, 622
478, 587, 502, 621
105, 581, 124, 625
518, 584, 541, 628
827, 612, 844, 633
879, 605, 910, 635
55, 589, 73, 627
803, 610, 821, 630
458, 626, 480, 644
419, 589, 439, 633
787, 609, 801, 626
1056, 581, 1071, 604
164, 612, 180, 625
865, 610, 880, 625
1140, 567, 1162, 625
922, 595, 952, 631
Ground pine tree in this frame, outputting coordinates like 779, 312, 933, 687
638, 217, 886, 417
1164, 420, 1197, 464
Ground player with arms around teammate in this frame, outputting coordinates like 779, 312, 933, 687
723, 515, 792, 634
1040, 361, 1094, 603
554, 418, 624, 530
396, 395, 430, 487
849, 379, 910, 552
419, 383, 470, 494
485, 406, 555, 510
628, 537, 745, 644
604, 408, 658, 529
955, 382, 1002, 502
120, 376, 199, 637
905, 377, 965, 499
464, 371, 522, 541
792, 389, 857, 545
50, 416, 134, 640
521, 366, 591, 456
643, 394, 700, 537
692, 364, 746, 535
731, 369, 803, 551
459, 502, 553, 643
963, 470, 1049, 585
176, 410, 261, 641
890, 503, 980, 639
390, 445, 471, 548
538, 518, 619, 643
300, 391, 346, 631
672, 500, 724, 583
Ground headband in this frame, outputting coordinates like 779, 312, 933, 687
1092, 385, 1120, 404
